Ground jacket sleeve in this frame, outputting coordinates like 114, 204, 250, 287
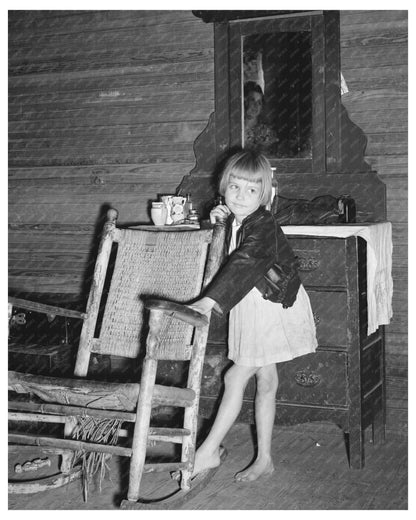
204, 215, 276, 315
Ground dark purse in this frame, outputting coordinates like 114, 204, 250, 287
272, 194, 340, 225
261, 259, 300, 308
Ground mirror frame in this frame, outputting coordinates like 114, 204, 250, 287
214, 10, 342, 173
177, 10, 373, 217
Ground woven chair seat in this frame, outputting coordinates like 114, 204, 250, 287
8, 371, 196, 413
97, 229, 212, 359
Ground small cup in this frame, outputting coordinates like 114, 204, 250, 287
151, 202, 167, 226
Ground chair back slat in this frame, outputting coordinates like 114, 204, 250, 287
95, 228, 212, 359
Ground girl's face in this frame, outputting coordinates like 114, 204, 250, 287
225, 175, 262, 223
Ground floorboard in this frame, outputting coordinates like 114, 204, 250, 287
8, 422, 408, 510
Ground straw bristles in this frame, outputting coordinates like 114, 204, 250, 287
71, 416, 123, 501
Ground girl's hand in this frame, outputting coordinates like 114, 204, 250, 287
210, 204, 231, 224
187, 297, 216, 315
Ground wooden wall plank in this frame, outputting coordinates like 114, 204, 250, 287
9, 154, 197, 168
8, 10, 214, 297
340, 10, 408, 25
341, 66, 407, 91
365, 155, 407, 176
8, 10, 194, 34
365, 133, 407, 156
10, 183, 193, 202
8, 163, 196, 180
9, 70, 215, 94
9, 52, 216, 75
340, 10, 407, 436
8, 22, 213, 55
9, 274, 85, 294
385, 333, 407, 353
9, 122, 211, 144
340, 44, 407, 69
340, 20, 407, 48
342, 89, 407, 111
9, 89, 214, 113
9, 102, 214, 124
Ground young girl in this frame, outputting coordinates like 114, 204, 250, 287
188, 150, 317, 482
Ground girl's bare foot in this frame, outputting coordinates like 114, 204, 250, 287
192, 446, 223, 478
234, 457, 274, 482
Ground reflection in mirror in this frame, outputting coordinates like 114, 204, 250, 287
243, 31, 312, 159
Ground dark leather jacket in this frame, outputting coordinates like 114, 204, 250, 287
204, 206, 301, 315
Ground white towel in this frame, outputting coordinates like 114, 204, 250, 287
282, 223, 393, 335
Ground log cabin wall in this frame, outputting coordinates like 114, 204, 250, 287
8, 10, 214, 298
9, 10, 407, 435
340, 10, 408, 436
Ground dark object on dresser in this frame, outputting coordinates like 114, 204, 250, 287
272, 194, 340, 225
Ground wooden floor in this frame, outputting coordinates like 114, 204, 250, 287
8, 421, 407, 510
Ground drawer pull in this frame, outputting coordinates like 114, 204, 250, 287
294, 370, 321, 387
297, 257, 320, 271
313, 313, 320, 325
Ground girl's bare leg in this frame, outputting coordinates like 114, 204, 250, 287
235, 364, 278, 482
192, 364, 257, 476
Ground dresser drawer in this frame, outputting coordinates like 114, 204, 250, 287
202, 349, 349, 407
288, 237, 347, 287
308, 290, 348, 347
276, 350, 348, 407
238, 350, 348, 407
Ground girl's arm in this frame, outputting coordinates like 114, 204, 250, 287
185, 205, 231, 316
204, 212, 276, 315
184, 205, 230, 317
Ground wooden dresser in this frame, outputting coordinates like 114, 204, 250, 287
200, 233, 387, 469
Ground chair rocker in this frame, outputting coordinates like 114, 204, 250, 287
8, 208, 225, 508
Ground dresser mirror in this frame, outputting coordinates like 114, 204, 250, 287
179, 11, 376, 217
241, 24, 312, 159
243, 30, 312, 159
227, 12, 331, 174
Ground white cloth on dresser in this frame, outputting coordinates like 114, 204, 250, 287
227, 220, 318, 367
282, 223, 393, 335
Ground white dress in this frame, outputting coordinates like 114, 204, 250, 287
228, 220, 318, 367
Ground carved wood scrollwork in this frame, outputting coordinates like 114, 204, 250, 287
297, 256, 321, 271
177, 11, 380, 220
294, 370, 321, 387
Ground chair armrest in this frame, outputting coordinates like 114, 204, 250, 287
144, 299, 209, 328
8, 297, 86, 320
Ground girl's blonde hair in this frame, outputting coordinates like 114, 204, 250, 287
219, 150, 273, 206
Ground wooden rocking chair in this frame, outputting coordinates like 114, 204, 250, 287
8, 209, 226, 508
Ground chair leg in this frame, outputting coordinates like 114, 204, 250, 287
127, 357, 157, 502
179, 327, 208, 490
180, 402, 198, 490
